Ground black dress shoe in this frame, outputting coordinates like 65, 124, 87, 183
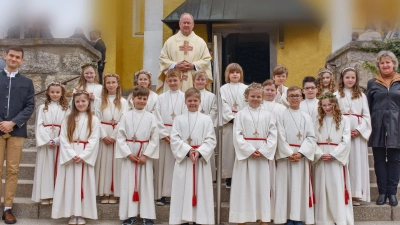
388, 195, 398, 206
376, 194, 388, 205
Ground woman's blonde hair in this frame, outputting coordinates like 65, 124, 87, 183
317, 93, 342, 131
376, 50, 399, 73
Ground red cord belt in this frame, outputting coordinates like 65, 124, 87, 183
126, 139, 149, 202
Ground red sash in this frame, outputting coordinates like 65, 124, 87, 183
126, 139, 150, 202
44, 124, 61, 185
191, 145, 200, 207
289, 143, 315, 207
73, 141, 89, 200
232, 110, 238, 113
100, 121, 118, 129
317, 142, 339, 146
244, 138, 267, 141
343, 113, 362, 124
164, 124, 173, 127
100, 121, 118, 192
343, 166, 350, 205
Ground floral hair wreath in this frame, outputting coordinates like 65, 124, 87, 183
318, 93, 336, 100
73, 90, 90, 96
317, 68, 333, 76
341, 66, 357, 76
47, 81, 65, 88
134, 70, 152, 78
103, 73, 120, 80
81, 62, 98, 69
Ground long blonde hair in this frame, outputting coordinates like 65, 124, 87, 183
67, 91, 93, 143
317, 93, 342, 132
101, 73, 122, 111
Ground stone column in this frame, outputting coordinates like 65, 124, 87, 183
143, 0, 164, 90
331, 0, 353, 52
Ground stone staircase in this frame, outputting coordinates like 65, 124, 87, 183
3, 147, 399, 223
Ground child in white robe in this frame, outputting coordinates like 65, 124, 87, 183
229, 83, 277, 224
314, 93, 354, 225
275, 86, 316, 225
116, 86, 159, 225
127, 70, 158, 113
154, 69, 187, 205
169, 88, 216, 225
273, 65, 289, 107
94, 74, 129, 203
316, 68, 336, 98
220, 63, 248, 188
300, 76, 319, 123
72, 63, 103, 112
52, 90, 100, 225
334, 67, 372, 204
261, 79, 287, 220
193, 70, 217, 181
32, 82, 70, 205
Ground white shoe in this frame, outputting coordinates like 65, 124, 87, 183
100, 195, 109, 204
41, 199, 50, 205
68, 216, 78, 225
77, 217, 86, 224
109, 195, 118, 204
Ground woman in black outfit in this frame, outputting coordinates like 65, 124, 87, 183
366, 50, 400, 206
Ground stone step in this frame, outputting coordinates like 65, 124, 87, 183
2, 179, 33, 198
21, 148, 37, 164
368, 153, 374, 167
370, 183, 400, 202
370, 168, 376, 183
5, 198, 400, 222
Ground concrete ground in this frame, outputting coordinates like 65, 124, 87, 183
7, 219, 400, 225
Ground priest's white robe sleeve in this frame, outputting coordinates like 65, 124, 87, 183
78, 117, 100, 166
356, 94, 372, 140
142, 115, 160, 159
35, 105, 51, 147
330, 117, 351, 165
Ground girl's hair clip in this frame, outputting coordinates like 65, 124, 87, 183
81, 62, 98, 69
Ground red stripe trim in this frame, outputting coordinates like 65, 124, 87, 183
343, 113, 362, 124
244, 138, 267, 141
232, 110, 238, 113
317, 142, 339, 146
164, 124, 172, 127
44, 124, 62, 184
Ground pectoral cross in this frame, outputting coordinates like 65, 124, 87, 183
326, 136, 332, 144
297, 132, 302, 141
253, 130, 259, 138
233, 102, 238, 109
110, 118, 117, 125
348, 109, 353, 114
171, 112, 176, 120
179, 40, 193, 55
132, 134, 137, 143
187, 136, 192, 145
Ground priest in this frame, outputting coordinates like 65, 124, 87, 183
157, 13, 212, 93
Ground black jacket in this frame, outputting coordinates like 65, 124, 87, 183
366, 77, 400, 148
94, 39, 106, 64
0, 70, 35, 137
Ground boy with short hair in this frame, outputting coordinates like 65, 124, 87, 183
169, 88, 216, 225
153, 69, 187, 205
275, 86, 316, 225
273, 65, 289, 107
300, 76, 319, 122
116, 86, 159, 225
193, 71, 217, 180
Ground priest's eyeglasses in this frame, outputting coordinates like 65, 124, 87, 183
288, 95, 302, 98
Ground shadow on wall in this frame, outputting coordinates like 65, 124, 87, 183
0, 59, 4, 71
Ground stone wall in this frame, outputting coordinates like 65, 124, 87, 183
0, 38, 101, 148
326, 41, 380, 89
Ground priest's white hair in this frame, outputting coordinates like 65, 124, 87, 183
180, 13, 194, 22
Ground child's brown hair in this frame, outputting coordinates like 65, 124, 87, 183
338, 67, 362, 99
66, 91, 93, 143
44, 82, 69, 111
185, 87, 201, 100
101, 73, 123, 111
224, 63, 243, 83
273, 65, 288, 77
76, 62, 99, 90
316, 68, 336, 97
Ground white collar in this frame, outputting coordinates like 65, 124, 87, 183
4, 68, 18, 78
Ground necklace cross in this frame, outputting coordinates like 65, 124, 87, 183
254, 130, 259, 138
187, 136, 193, 145
326, 136, 332, 144
110, 118, 117, 125
297, 132, 302, 140
171, 112, 176, 120
179, 40, 193, 55
233, 102, 238, 109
